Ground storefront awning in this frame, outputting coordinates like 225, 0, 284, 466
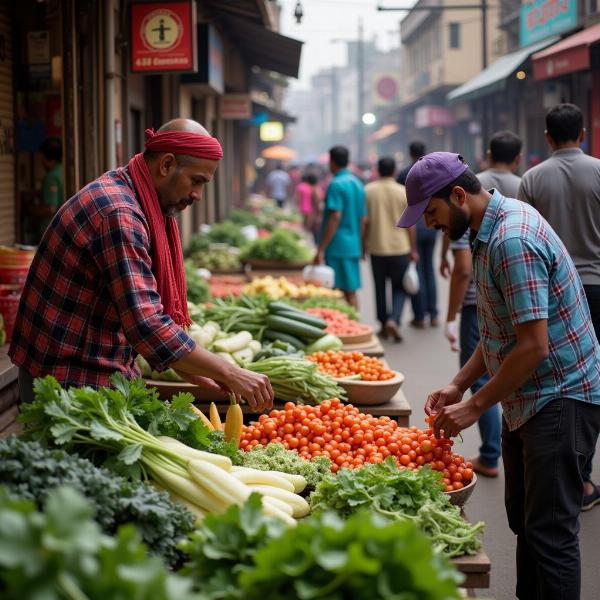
447, 37, 558, 105
222, 14, 303, 79
367, 124, 399, 143
532, 23, 600, 81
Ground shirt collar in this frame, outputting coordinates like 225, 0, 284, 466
334, 168, 350, 178
552, 147, 583, 157
473, 189, 503, 245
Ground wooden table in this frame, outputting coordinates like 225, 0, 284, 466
453, 549, 491, 595
0, 344, 20, 440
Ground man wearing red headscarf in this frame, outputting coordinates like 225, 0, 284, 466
10, 119, 273, 411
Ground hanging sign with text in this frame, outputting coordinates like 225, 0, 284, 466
131, 1, 197, 73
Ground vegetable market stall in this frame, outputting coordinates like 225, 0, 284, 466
0, 344, 19, 439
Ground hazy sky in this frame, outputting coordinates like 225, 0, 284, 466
278, 0, 417, 88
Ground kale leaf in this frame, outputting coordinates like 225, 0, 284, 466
0, 436, 195, 567
0, 486, 200, 600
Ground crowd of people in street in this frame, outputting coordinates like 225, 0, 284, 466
262, 101, 600, 600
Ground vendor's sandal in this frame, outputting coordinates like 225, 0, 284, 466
469, 456, 499, 478
582, 484, 600, 512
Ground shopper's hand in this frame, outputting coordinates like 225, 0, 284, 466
410, 250, 419, 263
425, 383, 463, 420
433, 398, 482, 439
227, 367, 274, 412
444, 321, 460, 352
440, 255, 451, 278
313, 250, 325, 265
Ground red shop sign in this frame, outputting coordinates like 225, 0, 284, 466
131, 1, 197, 73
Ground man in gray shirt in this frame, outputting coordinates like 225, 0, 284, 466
519, 103, 600, 511
477, 130, 522, 197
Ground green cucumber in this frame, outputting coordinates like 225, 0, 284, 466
268, 301, 300, 314
272, 309, 327, 330
263, 329, 305, 349
265, 315, 325, 341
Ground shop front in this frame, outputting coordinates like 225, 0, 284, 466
532, 23, 600, 158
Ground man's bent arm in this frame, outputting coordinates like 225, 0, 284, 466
470, 319, 549, 413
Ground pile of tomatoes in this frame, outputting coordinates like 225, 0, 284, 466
240, 399, 474, 490
305, 307, 372, 337
306, 351, 396, 381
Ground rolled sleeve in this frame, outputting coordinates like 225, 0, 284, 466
93, 208, 195, 371
492, 237, 549, 326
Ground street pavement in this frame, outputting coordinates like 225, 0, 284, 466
356, 255, 600, 600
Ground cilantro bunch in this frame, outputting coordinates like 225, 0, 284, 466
310, 459, 484, 557
0, 437, 195, 567
179, 495, 462, 600
240, 510, 463, 600
179, 494, 286, 600
0, 486, 200, 600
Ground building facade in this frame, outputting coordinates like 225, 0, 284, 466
0, 0, 302, 248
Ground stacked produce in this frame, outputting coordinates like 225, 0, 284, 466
189, 246, 242, 272
207, 275, 246, 298
290, 295, 358, 319
305, 306, 372, 337
203, 295, 342, 352
307, 350, 396, 381
240, 229, 312, 263
247, 356, 346, 405
185, 259, 210, 304
137, 320, 262, 381
310, 459, 484, 558
0, 437, 194, 566
0, 487, 200, 600
240, 399, 475, 490
179, 495, 464, 599
243, 275, 343, 299
19, 375, 308, 526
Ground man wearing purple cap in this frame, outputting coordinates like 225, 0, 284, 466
398, 152, 600, 600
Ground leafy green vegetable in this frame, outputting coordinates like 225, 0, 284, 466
0, 437, 195, 567
179, 494, 286, 599
206, 222, 247, 247
310, 459, 484, 558
291, 296, 359, 320
239, 509, 463, 600
19, 374, 242, 480
228, 209, 261, 227
241, 229, 312, 262
241, 443, 331, 488
0, 486, 200, 600
185, 259, 210, 303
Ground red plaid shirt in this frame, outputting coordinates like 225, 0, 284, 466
9, 167, 196, 388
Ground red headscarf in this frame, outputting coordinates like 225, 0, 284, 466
128, 128, 223, 328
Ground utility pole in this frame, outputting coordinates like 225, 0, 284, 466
357, 18, 365, 164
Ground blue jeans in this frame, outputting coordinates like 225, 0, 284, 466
460, 304, 501, 469
503, 399, 600, 599
411, 225, 438, 321
370, 254, 410, 327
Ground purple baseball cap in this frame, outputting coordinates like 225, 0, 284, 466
397, 152, 469, 227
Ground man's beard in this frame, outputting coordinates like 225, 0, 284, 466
448, 203, 470, 241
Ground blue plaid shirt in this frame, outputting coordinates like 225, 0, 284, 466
472, 191, 600, 431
